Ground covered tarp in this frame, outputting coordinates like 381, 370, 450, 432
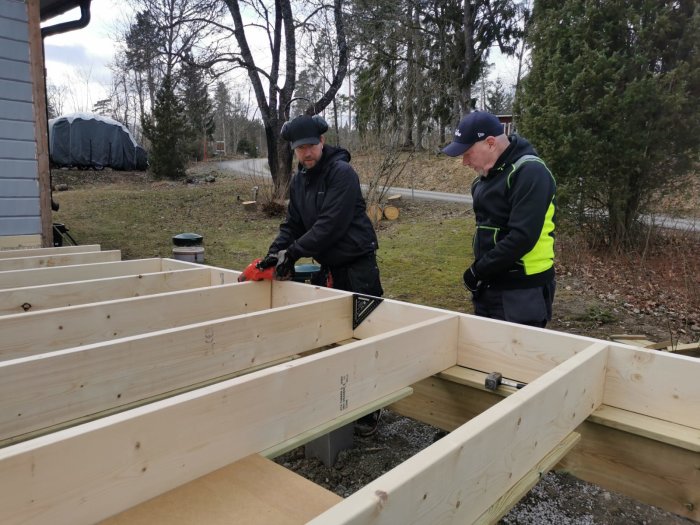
48, 113, 148, 171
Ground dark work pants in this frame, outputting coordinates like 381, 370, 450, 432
311, 252, 384, 297
473, 280, 555, 328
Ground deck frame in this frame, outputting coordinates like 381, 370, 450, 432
0, 248, 697, 524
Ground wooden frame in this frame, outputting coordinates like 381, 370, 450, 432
0, 247, 697, 524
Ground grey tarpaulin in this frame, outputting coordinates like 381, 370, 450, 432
48, 113, 148, 171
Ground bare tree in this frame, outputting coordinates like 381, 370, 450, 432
216, 0, 349, 195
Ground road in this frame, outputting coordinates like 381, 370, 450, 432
217, 158, 473, 205
217, 158, 698, 232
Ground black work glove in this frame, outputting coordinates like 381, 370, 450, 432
462, 265, 482, 293
256, 253, 278, 270
274, 249, 296, 281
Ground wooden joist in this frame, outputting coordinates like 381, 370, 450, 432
0, 246, 698, 524
0, 267, 213, 315
0, 249, 121, 271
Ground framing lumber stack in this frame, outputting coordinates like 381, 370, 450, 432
0, 246, 697, 524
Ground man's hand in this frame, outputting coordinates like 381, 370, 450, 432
274, 250, 296, 281
256, 253, 278, 270
462, 265, 482, 293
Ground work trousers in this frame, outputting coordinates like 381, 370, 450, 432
473, 280, 555, 328
312, 252, 383, 297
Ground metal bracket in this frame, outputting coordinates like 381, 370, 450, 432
352, 294, 383, 329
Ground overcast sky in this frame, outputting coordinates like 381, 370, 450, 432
41, 2, 520, 115
42, 0, 122, 112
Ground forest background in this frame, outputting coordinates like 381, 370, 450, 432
44, 0, 700, 251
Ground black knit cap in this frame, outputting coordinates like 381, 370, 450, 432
284, 115, 323, 149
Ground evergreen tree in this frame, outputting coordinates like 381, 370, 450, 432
485, 77, 513, 115
520, 0, 700, 247
141, 74, 189, 180
180, 55, 215, 161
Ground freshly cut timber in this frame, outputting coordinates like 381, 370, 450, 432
0, 246, 697, 524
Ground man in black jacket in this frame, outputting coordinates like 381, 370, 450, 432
442, 111, 556, 328
260, 114, 383, 298
259, 114, 383, 436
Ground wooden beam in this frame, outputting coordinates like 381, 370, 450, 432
0, 295, 354, 444
101, 454, 342, 525
0, 245, 101, 259
352, 297, 453, 339
310, 343, 608, 524
0, 282, 271, 360
0, 235, 42, 250
27, 0, 52, 247
391, 363, 700, 522
0, 268, 212, 315
0, 259, 165, 289
457, 315, 602, 382
0, 250, 121, 271
261, 387, 414, 459
272, 280, 348, 308
559, 420, 699, 521
604, 343, 700, 428
0, 314, 459, 524
474, 432, 581, 524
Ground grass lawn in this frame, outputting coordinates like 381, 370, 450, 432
53, 175, 476, 314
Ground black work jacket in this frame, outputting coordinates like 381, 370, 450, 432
269, 145, 378, 267
471, 134, 557, 288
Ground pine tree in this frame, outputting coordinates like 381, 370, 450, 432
180, 55, 215, 161
485, 77, 513, 115
141, 74, 189, 180
519, 0, 700, 247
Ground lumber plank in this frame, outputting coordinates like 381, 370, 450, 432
457, 315, 603, 382
261, 387, 414, 459
0, 234, 41, 250
474, 432, 581, 525
589, 405, 700, 452
0, 258, 164, 289
208, 266, 242, 284
0, 314, 459, 525
272, 279, 347, 307
352, 297, 452, 339
309, 342, 608, 525
0, 295, 354, 444
604, 343, 700, 428
0, 282, 271, 360
392, 368, 700, 522
559, 420, 700, 521
0, 268, 212, 315
0, 244, 101, 259
100, 454, 342, 524
0, 250, 121, 271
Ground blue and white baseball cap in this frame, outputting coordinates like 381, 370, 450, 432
442, 112, 505, 157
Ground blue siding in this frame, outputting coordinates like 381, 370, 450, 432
0, 196, 40, 215
0, 158, 38, 178
0, 78, 32, 102
0, 120, 34, 140
0, 178, 39, 197
0, 0, 28, 22
0, 0, 40, 237
0, 216, 41, 234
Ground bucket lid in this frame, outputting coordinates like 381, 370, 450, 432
172, 233, 203, 246
294, 263, 321, 274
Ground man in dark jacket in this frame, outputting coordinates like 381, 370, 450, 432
261, 114, 383, 298
442, 111, 556, 327
260, 114, 383, 436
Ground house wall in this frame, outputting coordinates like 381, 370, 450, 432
0, 0, 50, 249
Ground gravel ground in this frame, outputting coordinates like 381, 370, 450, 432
276, 410, 697, 524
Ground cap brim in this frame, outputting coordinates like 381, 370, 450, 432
290, 137, 321, 149
441, 141, 472, 157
